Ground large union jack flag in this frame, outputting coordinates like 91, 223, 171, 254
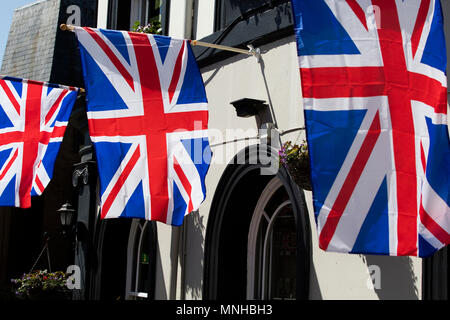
0, 76, 78, 208
292, 0, 449, 257
74, 27, 211, 226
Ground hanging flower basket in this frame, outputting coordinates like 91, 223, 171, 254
279, 141, 312, 191
11, 270, 70, 300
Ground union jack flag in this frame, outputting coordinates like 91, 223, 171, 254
0, 76, 78, 208
292, 0, 449, 257
74, 27, 211, 225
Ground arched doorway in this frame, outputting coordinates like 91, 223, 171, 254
204, 145, 311, 300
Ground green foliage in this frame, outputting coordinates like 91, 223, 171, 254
278, 140, 308, 167
132, 18, 162, 35
279, 140, 312, 190
11, 270, 69, 299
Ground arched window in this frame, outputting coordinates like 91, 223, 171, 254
125, 219, 157, 300
248, 177, 297, 299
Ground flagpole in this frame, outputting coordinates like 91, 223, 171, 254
190, 40, 258, 57
60, 24, 260, 58
0, 74, 84, 93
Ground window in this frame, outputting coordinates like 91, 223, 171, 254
108, 0, 170, 34
125, 220, 157, 300
256, 200, 297, 299
214, 0, 289, 31
268, 204, 297, 299
248, 178, 298, 299
195, 0, 292, 67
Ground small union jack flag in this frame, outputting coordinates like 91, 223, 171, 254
0, 76, 78, 208
74, 27, 211, 226
292, 0, 449, 257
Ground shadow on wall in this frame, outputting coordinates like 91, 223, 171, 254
308, 263, 323, 300
182, 211, 205, 299
363, 255, 419, 300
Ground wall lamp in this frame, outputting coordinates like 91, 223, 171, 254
57, 202, 76, 235
230, 98, 268, 118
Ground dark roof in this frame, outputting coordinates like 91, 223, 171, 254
0, 0, 60, 82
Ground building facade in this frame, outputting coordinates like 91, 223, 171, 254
0, 0, 449, 300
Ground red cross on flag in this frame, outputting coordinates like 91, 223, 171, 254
0, 76, 78, 208
74, 27, 211, 225
291, 0, 449, 257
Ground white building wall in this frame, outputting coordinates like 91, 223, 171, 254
186, 36, 423, 299
96, 0, 108, 28
168, 0, 193, 39
93, 0, 450, 301
195, 0, 215, 39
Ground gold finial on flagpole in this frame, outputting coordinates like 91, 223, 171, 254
60, 24, 75, 32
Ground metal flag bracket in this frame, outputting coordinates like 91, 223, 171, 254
247, 44, 261, 62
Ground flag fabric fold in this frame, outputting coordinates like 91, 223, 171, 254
291, 0, 449, 257
74, 27, 211, 226
0, 76, 78, 208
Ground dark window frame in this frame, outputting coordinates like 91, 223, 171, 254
193, 0, 293, 68
107, 0, 171, 35
214, 0, 289, 32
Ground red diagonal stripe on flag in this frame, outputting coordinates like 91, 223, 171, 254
101, 145, 141, 219
319, 111, 381, 250
346, 0, 368, 31
0, 80, 21, 115
173, 156, 193, 213
0, 149, 18, 180
168, 41, 186, 103
411, 0, 431, 58
85, 28, 135, 91
34, 174, 45, 194
420, 203, 450, 244
45, 90, 68, 125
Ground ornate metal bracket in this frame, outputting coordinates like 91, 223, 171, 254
72, 161, 96, 187
72, 166, 88, 187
